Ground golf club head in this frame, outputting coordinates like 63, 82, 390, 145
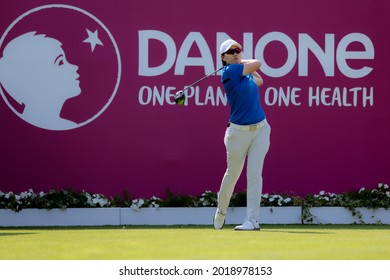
174, 90, 186, 105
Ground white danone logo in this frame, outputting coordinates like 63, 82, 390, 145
0, 5, 121, 131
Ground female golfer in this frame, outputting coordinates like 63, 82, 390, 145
214, 39, 271, 231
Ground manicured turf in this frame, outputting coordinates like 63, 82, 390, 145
1, 225, 390, 260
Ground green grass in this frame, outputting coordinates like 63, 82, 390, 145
1, 225, 390, 260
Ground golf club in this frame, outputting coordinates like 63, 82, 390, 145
174, 67, 223, 105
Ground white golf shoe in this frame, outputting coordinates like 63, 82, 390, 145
213, 209, 225, 230
234, 218, 260, 231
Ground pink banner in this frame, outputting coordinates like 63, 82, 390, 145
1, 0, 389, 198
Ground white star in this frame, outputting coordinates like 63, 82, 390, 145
83, 29, 103, 52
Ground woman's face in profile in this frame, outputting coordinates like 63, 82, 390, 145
0, 33, 80, 104
34, 42, 81, 101
0, 32, 82, 129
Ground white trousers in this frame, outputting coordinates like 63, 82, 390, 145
217, 120, 271, 222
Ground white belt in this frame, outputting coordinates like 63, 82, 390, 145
228, 120, 266, 131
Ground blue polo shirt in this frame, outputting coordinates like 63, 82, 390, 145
221, 64, 265, 125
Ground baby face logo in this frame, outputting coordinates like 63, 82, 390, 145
0, 5, 121, 130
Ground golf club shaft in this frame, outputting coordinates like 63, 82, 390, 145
181, 67, 223, 92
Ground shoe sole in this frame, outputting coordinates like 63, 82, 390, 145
234, 228, 260, 231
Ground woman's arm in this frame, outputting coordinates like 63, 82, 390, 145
251, 70, 264, 86
242, 59, 261, 75
242, 59, 263, 86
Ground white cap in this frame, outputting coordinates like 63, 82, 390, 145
220, 39, 242, 54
